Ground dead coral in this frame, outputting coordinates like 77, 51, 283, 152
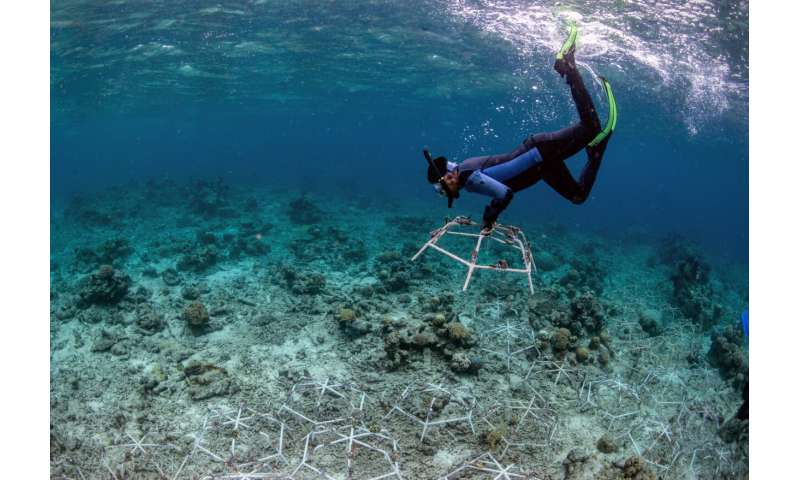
566, 453, 656, 480
671, 254, 722, 329
375, 250, 413, 292
77, 265, 131, 307
91, 327, 125, 355
287, 195, 323, 225
286, 225, 365, 265
338, 307, 356, 323
638, 309, 663, 336
479, 423, 508, 451
380, 310, 477, 372
559, 256, 605, 295
429, 312, 447, 327
708, 324, 748, 387
180, 359, 238, 400
410, 331, 436, 348
342, 239, 368, 262
334, 306, 371, 337
188, 178, 231, 218
445, 321, 472, 344
450, 352, 482, 374
569, 289, 606, 336
161, 267, 182, 286
621, 455, 657, 480
421, 292, 456, 317
76, 306, 106, 324
278, 266, 326, 295
183, 301, 210, 329
176, 243, 219, 273
527, 287, 561, 330
575, 346, 590, 363
562, 449, 601, 479
551, 327, 575, 353
232, 236, 268, 259
383, 330, 410, 370
135, 305, 164, 334
229, 222, 272, 258
73, 238, 133, 272
596, 433, 617, 453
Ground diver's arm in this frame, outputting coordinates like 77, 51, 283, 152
463, 171, 514, 230
464, 170, 509, 198
482, 190, 514, 231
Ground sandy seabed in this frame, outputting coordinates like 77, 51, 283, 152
50, 178, 748, 479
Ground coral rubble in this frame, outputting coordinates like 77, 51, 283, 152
49, 181, 749, 479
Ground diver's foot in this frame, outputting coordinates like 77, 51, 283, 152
554, 23, 578, 77
554, 50, 576, 77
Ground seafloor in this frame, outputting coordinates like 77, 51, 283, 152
50, 178, 749, 479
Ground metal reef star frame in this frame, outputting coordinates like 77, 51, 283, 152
411, 216, 537, 293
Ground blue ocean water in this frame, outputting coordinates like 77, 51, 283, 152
51, 0, 748, 261
50, 1, 749, 478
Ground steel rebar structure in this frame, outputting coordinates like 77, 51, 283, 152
411, 216, 536, 293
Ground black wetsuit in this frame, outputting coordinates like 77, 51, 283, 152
454, 64, 612, 228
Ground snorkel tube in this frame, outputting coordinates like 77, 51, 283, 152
424, 149, 458, 208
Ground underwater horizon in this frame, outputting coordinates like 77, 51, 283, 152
50, 1, 749, 478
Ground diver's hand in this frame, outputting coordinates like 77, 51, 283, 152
480, 224, 494, 236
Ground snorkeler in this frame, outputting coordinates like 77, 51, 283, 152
425, 24, 617, 232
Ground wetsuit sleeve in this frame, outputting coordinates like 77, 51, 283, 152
463, 171, 514, 228
464, 171, 510, 199
482, 190, 514, 229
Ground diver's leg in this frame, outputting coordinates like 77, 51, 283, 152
542, 144, 605, 205
542, 161, 582, 203
530, 69, 613, 163
538, 24, 614, 203
521, 55, 602, 163
575, 136, 608, 200
554, 23, 602, 134
584, 131, 610, 172
564, 67, 602, 134
459, 142, 535, 172
528, 123, 592, 166
526, 71, 599, 166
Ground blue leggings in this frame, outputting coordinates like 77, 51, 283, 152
482, 148, 544, 183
